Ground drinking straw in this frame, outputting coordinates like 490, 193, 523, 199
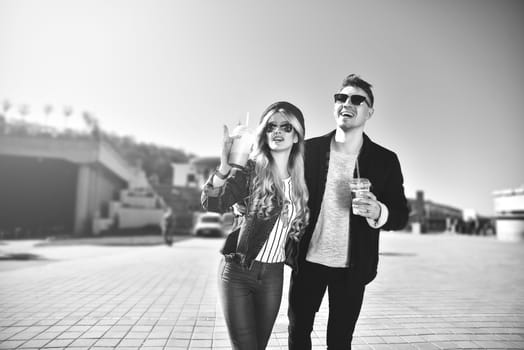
245, 112, 250, 127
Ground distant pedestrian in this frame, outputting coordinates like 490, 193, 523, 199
201, 101, 309, 350
288, 74, 409, 349
161, 207, 175, 246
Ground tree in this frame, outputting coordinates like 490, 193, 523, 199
44, 104, 53, 127
63, 106, 73, 129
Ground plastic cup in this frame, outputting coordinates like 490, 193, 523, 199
350, 178, 371, 214
228, 125, 253, 169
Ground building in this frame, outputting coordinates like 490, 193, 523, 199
171, 156, 220, 189
493, 185, 524, 241
94, 170, 165, 235
408, 191, 464, 233
407, 190, 495, 235
169, 163, 480, 235
160, 157, 221, 232
0, 132, 164, 237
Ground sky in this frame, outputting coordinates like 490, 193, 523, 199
1, 0, 523, 216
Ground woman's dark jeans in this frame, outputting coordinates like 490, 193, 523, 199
218, 258, 284, 350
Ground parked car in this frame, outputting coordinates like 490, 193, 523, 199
193, 212, 225, 237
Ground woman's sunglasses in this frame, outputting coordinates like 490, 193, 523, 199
333, 93, 370, 107
265, 122, 294, 133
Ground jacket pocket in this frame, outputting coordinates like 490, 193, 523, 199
220, 228, 240, 255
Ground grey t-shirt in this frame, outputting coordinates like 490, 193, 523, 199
306, 146, 357, 268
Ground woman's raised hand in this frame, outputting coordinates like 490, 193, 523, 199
219, 125, 234, 174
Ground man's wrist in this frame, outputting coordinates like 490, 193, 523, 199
367, 201, 388, 228
374, 203, 382, 224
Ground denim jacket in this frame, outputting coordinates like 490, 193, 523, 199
201, 160, 301, 270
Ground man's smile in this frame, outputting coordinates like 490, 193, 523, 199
340, 110, 355, 118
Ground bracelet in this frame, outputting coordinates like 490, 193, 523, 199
215, 168, 230, 180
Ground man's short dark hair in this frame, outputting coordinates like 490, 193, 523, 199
340, 74, 374, 107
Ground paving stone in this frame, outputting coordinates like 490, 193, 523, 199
1, 233, 523, 349
18, 339, 50, 348
42, 338, 73, 347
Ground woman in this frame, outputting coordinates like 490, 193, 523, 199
201, 101, 309, 350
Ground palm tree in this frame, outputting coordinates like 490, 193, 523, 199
0, 100, 10, 134
44, 104, 53, 128
0, 100, 11, 134
82, 111, 101, 140
18, 104, 30, 121
1, 100, 11, 117
63, 106, 73, 130
82, 110, 95, 130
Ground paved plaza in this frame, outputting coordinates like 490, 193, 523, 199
1, 232, 524, 349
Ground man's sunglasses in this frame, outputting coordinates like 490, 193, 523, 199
334, 93, 370, 107
265, 122, 294, 133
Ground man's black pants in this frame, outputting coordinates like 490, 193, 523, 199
288, 261, 366, 350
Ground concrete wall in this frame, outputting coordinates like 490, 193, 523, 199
0, 135, 136, 182
0, 155, 77, 234
116, 207, 164, 229
495, 218, 524, 242
0, 135, 98, 163
1, 135, 133, 235
74, 164, 126, 234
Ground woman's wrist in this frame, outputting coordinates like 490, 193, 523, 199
218, 163, 232, 175
215, 166, 231, 180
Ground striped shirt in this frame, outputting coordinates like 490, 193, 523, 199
255, 177, 297, 263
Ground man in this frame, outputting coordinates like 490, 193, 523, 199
288, 74, 409, 349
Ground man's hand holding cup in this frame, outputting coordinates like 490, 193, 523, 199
349, 178, 381, 221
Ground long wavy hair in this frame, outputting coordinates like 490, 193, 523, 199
249, 104, 309, 239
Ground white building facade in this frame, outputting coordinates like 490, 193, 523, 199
493, 185, 524, 241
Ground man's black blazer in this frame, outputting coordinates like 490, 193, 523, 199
298, 131, 409, 284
